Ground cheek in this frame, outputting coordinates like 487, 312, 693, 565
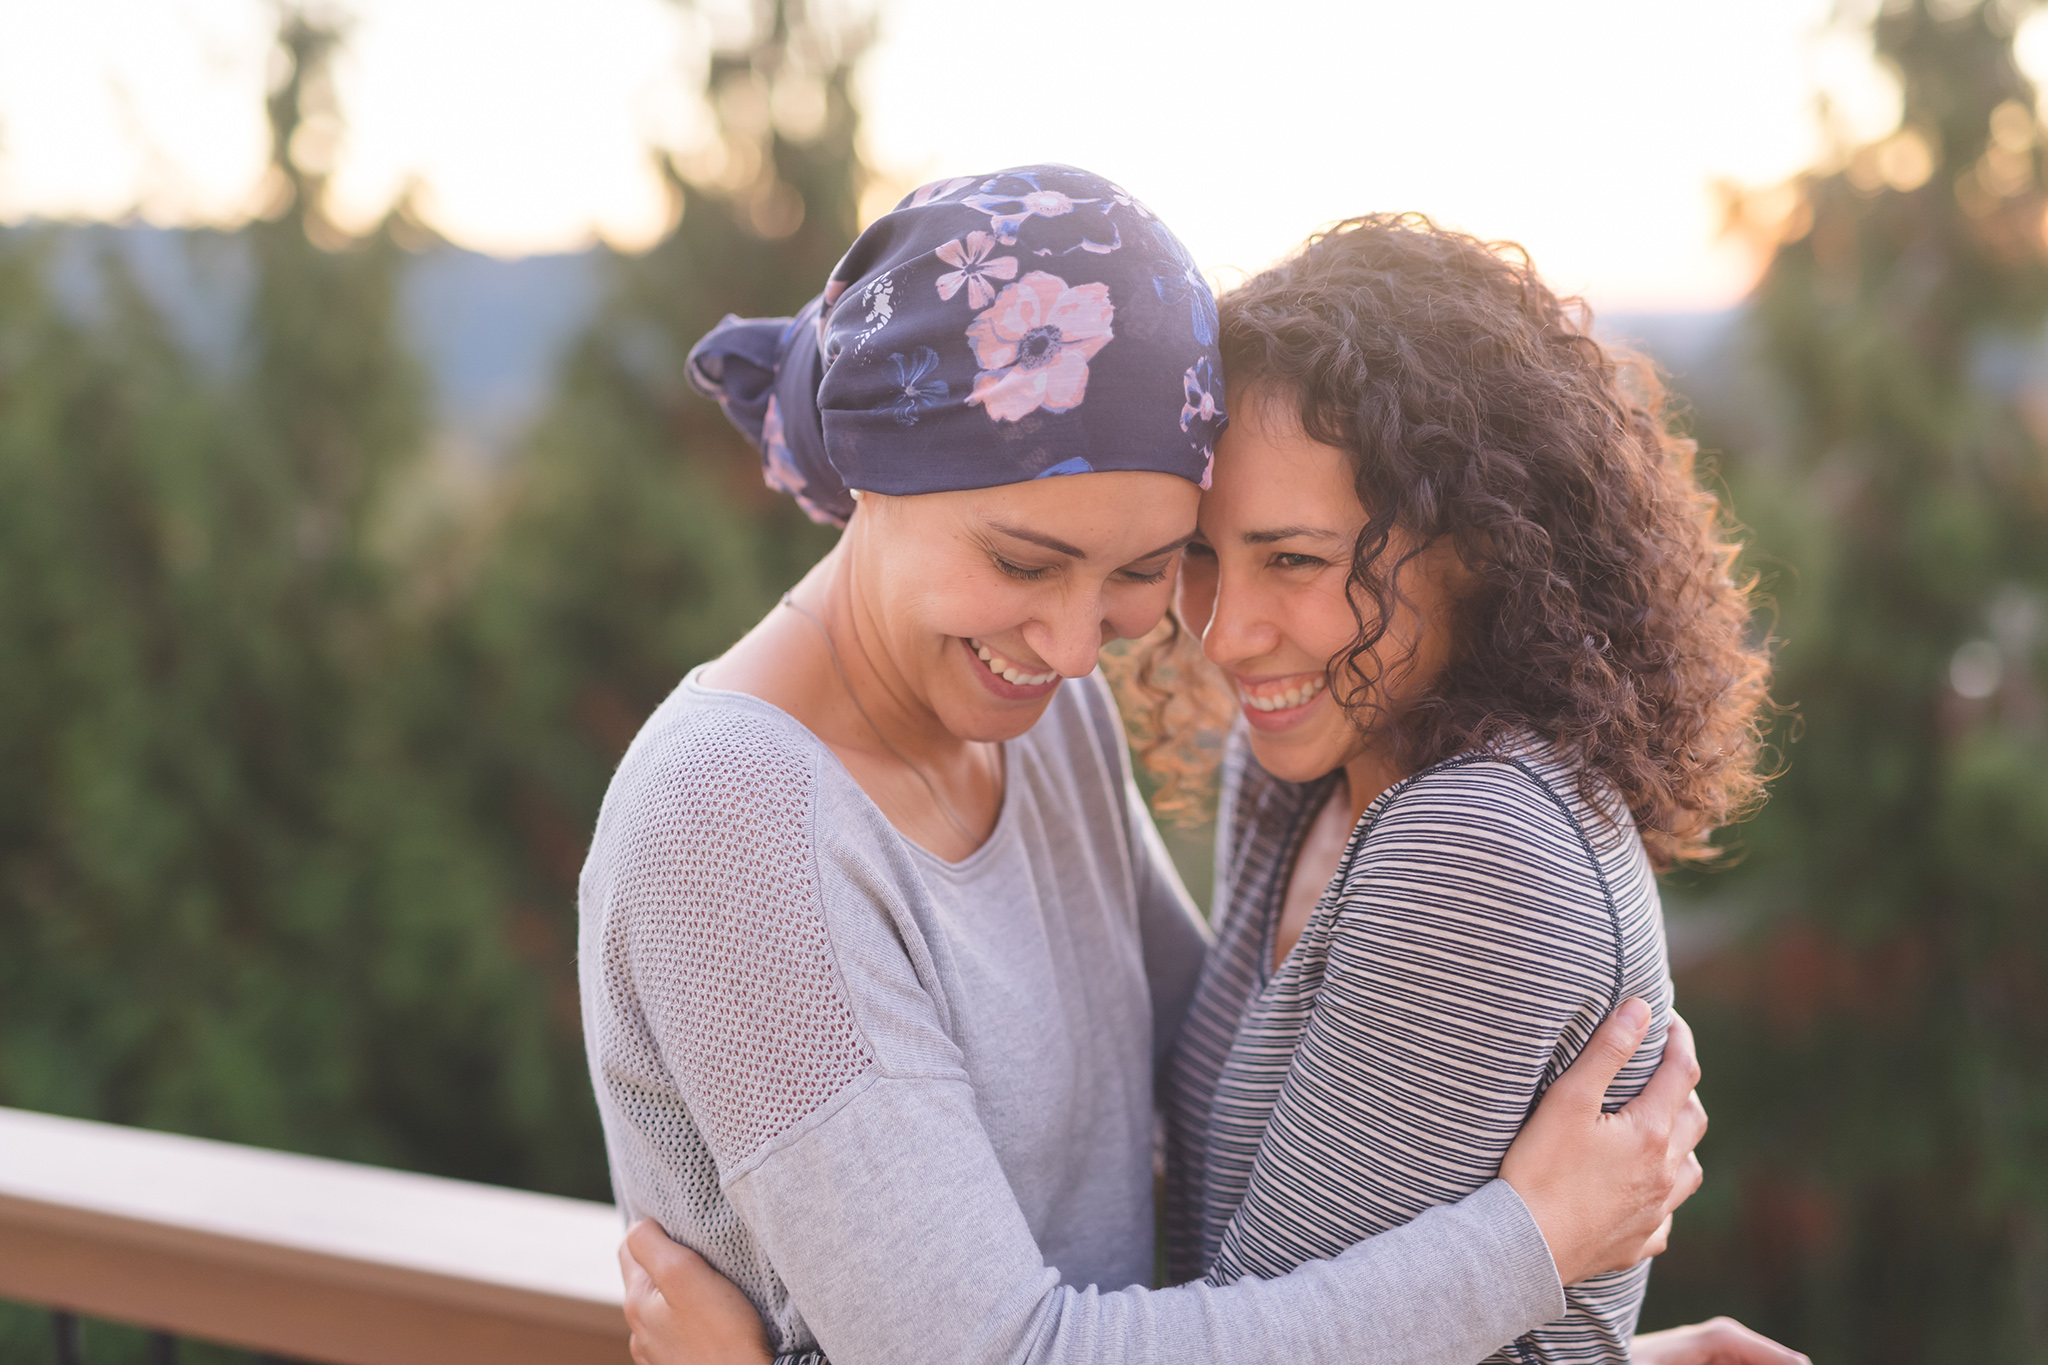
1303, 572, 1373, 666
1104, 577, 1176, 642
1369, 586, 1443, 688
875, 553, 1023, 648
920, 588, 1032, 645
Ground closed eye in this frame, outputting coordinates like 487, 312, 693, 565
993, 555, 1053, 581
1116, 555, 1176, 585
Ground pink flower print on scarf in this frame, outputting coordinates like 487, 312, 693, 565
1179, 358, 1224, 490
934, 231, 1020, 309
966, 271, 1115, 423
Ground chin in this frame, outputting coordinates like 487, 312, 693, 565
1243, 727, 1349, 786
935, 685, 1061, 745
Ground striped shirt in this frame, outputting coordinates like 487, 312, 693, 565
1162, 729, 1674, 1364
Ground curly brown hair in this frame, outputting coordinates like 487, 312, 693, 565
1122, 213, 1773, 870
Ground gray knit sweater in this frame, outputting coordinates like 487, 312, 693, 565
578, 669, 1564, 1365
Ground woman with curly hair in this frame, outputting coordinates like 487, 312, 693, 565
1146, 213, 1774, 1364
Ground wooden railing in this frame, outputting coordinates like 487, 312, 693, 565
0, 1107, 631, 1365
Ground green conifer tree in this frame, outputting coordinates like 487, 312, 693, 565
1647, 2, 2048, 1358
0, 5, 585, 1197
441, 0, 865, 1104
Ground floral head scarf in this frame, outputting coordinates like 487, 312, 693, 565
686, 164, 1226, 526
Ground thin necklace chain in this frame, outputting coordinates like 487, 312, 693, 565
781, 592, 981, 847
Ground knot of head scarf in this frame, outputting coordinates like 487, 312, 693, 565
686, 164, 1227, 526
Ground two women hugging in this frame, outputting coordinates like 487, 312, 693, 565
578, 165, 1801, 1365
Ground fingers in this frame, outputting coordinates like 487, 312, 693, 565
619, 1229, 655, 1296
1548, 997, 1653, 1111
626, 1215, 702, 1292
1653, 1158, 1705, 1249
1634, 1318, 1811, 1365
1642, 1213, 1672, 1259
1700, 1316, 1813, 1365
1675, 1088, 1709, 1152
1627, 1011, 1701, 1120
619, 1223, 662, 1337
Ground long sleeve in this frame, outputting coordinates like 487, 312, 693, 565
1203, 754, 1672, 1364
734, 1074, 1564, 1365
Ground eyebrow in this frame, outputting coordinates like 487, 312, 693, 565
1243, 525, 1348, 545
986, 521, 1192, 563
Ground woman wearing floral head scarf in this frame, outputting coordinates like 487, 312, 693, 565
580, 166, 1705, 1365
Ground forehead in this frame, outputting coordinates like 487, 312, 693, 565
1202, 395, 1358, 530
906, 469, 1199, 547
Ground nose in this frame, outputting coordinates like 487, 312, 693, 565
1022, 587, 1110, 679
1200, 564, 1279, 670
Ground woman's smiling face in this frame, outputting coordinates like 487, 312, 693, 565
850, 470, 1199, 743
1177, 388, 1466, 784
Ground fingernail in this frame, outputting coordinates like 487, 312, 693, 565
1618, 998, 1650, 1031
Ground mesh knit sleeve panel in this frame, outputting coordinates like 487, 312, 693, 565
1201, 753, 1671, 1365
588, 701, 963, 1182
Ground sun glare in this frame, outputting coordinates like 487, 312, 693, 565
0, 0, 1996, 307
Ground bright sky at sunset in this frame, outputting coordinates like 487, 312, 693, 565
4, 0, 2035, 311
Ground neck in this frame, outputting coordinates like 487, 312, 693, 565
1339, 738, 1408, 828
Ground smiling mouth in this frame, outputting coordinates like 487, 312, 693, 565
1239, 675, 1328, 713
968, 638, 1059, 687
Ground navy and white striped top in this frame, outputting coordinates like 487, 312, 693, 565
1162, 729, 1674, 1364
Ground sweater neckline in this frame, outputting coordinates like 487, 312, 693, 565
679, 665, 1023, 874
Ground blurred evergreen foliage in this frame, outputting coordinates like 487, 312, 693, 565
0, 0, 856, 1246
428, 0, 857, 1160
1644, 1, 2048, 1358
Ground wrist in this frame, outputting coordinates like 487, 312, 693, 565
1488, 1176, 1571, 1314
1504, 1177, 1587, 1286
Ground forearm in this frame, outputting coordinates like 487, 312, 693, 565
739, 1079, 1562, 1365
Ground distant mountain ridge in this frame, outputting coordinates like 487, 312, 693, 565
14, 223, 1750, 463
16, 223, 604, 464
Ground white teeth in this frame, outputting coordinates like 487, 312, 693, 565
970, 639, 1055, 687
1245, 676, 1324, 712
